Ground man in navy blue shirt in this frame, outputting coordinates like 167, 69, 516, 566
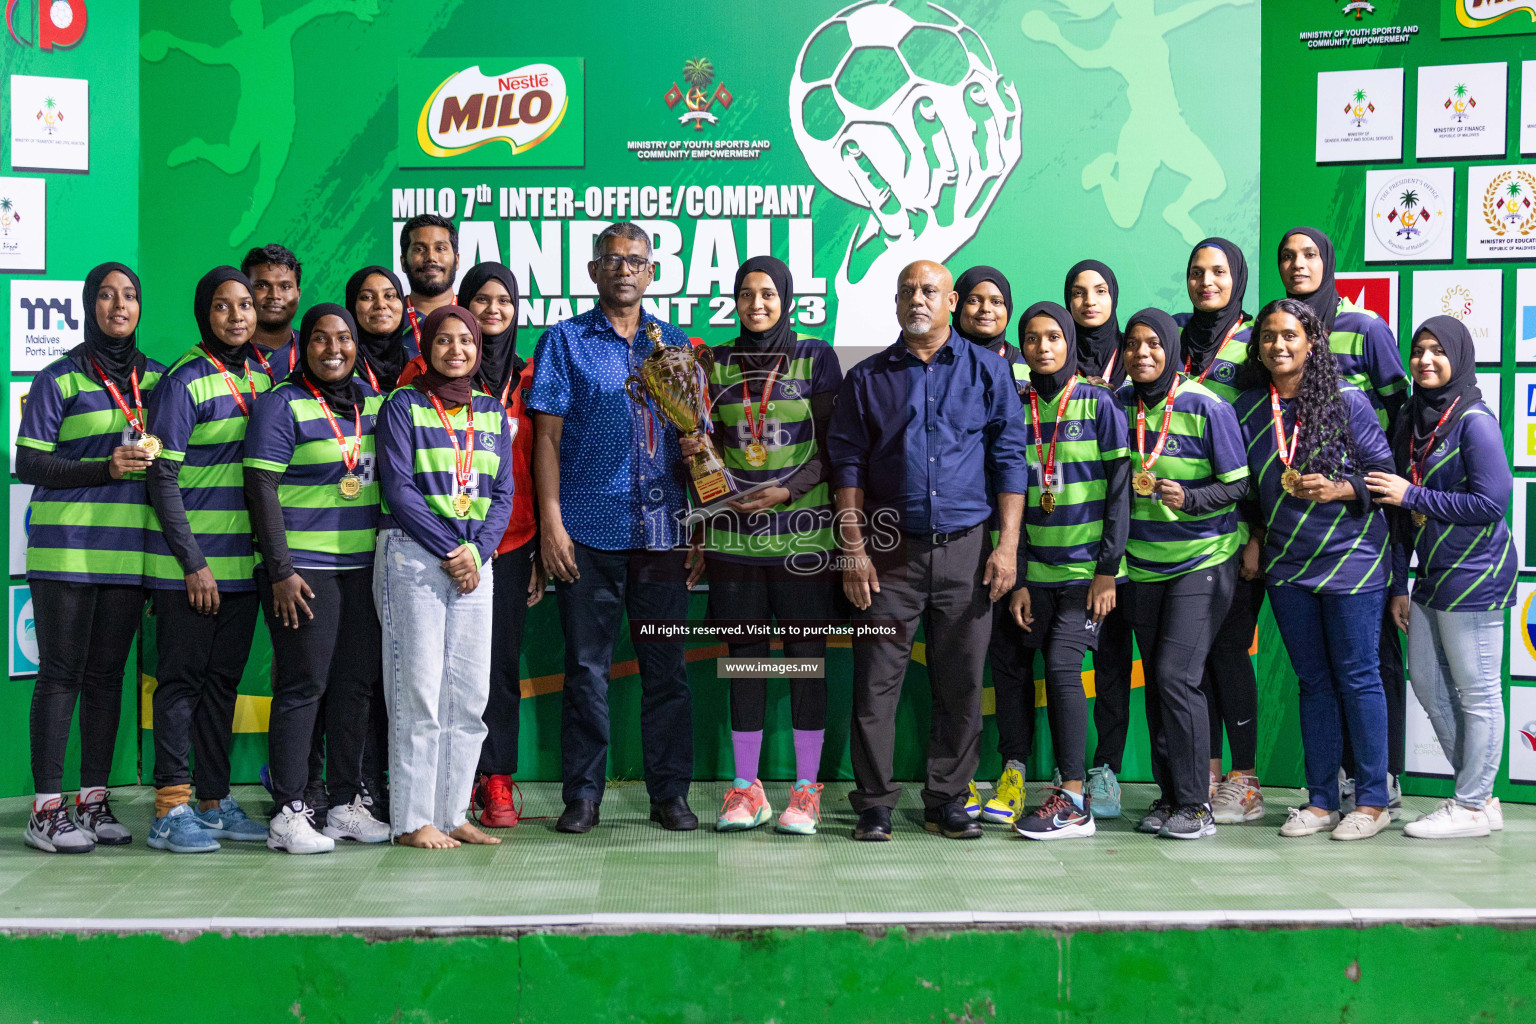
529, 221, 703, 835
827, 260, 1029, 842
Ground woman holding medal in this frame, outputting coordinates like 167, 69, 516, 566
1232, 298, 1395, 841
399, 263, 544, 830
347, 266, 414, 393
245, 303, 389, 853
1176, 238, 1265, 822
375, 305, 514, 849
143, 267, 273, 853
1006, 302, 1130, 840
18, 264, 167, 854
1118, 309, 1247, 840
1366, 316, 1514, 839
683, 256, 842, 835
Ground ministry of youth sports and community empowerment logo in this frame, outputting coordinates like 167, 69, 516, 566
790, 1, 1021, 346
1369, 173, 1448, 258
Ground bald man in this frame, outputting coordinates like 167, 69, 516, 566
826, 261, 1029, 841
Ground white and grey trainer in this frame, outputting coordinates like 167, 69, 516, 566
25, 799, 95, 854
267, 801, 335, 855
76, 793, 132, 846
323, 795, 390, 844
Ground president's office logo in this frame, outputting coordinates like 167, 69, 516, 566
665, 57, 734, 132
1365, 169, 1451, 261
400, 58, 584, 169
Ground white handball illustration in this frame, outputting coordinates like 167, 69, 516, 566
790, 0, 1021, 345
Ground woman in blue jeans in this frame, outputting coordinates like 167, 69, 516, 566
1367, 315, 1514, 839
1232, 298, 1395, 841
375, 305, 513, 849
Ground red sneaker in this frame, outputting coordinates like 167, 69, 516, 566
473, 774, 521, 828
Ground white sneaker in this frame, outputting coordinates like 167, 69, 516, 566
267, 802, 335, 854
1210, 772, 1265, 824
324, 795, 390, 844
1338, 768, 1356, 814
1387, 773, 1402, 822
1487, 797, 1504, 831
1331, 808, 1389, 841
1404, 800, 1490, 839
1280, 806, 1339, 837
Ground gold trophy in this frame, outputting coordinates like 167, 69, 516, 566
625, 323, 742, 522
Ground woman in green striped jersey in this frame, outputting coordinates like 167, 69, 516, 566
19, 264, 166, 854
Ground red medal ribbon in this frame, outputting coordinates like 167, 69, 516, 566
1267, 385, 1302, 474
1028, 378, 1077, 496
359, 359, 379, 392
201, 345, 257, 417
427, 392, 475, 492
1098, 348, 1117, 383
741, 358, 782, 447
90, 359, 147, 435
299, 378, 362, 473
1136, 377, 1179, 475
1184, 322, 1243, 385
1409, 396, 1461, 488
406, 305, 422, 350
251, 342, 297, 387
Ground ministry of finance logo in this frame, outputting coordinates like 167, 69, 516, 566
1484, 168, 1536, 238
1444, 81, 1478, 123
790, 1, 1021, 345
664, 58, 734, 132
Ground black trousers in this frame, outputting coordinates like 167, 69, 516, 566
1089, 590, 1133, 775
28, 579, 143, 793
1017, 584, 1101, 784
554, 543, 694, 805
850, 527, 992, 813
478, 540, 537, 776
707, 555, 832, 733
1202, 575, 1263, 770
989, 599, 1036, 764
257, 566, 380, 808
1126, 558, 1235, 809
151, 589, 259, 799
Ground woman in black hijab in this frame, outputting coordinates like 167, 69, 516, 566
1118, 308, 1248, 840
451, 263, 545, 830
1366, 315, 1513, 839
955, 266, 1023, 370
1064, 260, 1123, 389
1278, 226, 1339, 334
245, 303, 388, 853
346, 266, 409, 392
690, 255, 842, 835
18, 263, 169, 854
1180, 238, 1250, 398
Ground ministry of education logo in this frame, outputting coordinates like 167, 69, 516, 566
1483, 168, 1536, 238
1368, 172, 1449, 260
664, 58, 734, 132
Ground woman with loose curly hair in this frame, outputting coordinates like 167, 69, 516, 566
1232, 298, 1396, 842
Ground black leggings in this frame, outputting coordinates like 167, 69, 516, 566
1127, 559, 1236, 808
1090, 595, 1133, 774
28, 579, 143, 793
1202, 575, 1263, 770
989, 599, 1036, 763
479, 540, 536, 775
706, 557, 831, 733
1019, 585, 1097, 783
258, 566, 380, 808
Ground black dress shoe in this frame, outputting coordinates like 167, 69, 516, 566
650, 796, 699, 831
556, 798, 600, 834
924, 799, 983, 839
853, 805, 893, 841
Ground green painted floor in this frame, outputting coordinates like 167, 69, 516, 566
1, 782, 1533, 925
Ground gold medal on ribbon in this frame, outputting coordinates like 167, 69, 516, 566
744, 441, 768, 467
1133, 470, 1157, 497
1281, 468, 1302, 495
1040, 490, 1057, 515
453, 489, 473, 518
1412, 511, 1427, 529
136, 433, 162, 460
338, 473, 361, 500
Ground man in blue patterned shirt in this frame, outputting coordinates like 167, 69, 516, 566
530, 222, 701, 835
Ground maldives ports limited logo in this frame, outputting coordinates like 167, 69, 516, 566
664, 57, 734, 132
5, 0, 86, 49
399, 58, 584, 169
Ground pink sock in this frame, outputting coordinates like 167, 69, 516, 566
793, 729, 824, 785
731, 730, 762, 786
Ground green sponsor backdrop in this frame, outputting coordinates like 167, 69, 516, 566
133, 0, 1262, 794
0, 3, 141, 798
1262, 0, 1531, 804
7, 0, 1270, 797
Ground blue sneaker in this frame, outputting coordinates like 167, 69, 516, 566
147, 803, 220, 854
1086, 764, 1122, 819
193, 796, 268, 841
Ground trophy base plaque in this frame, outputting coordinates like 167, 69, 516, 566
681, 477, 785, 529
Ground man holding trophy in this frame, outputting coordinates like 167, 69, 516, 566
529, 222, 704, 834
